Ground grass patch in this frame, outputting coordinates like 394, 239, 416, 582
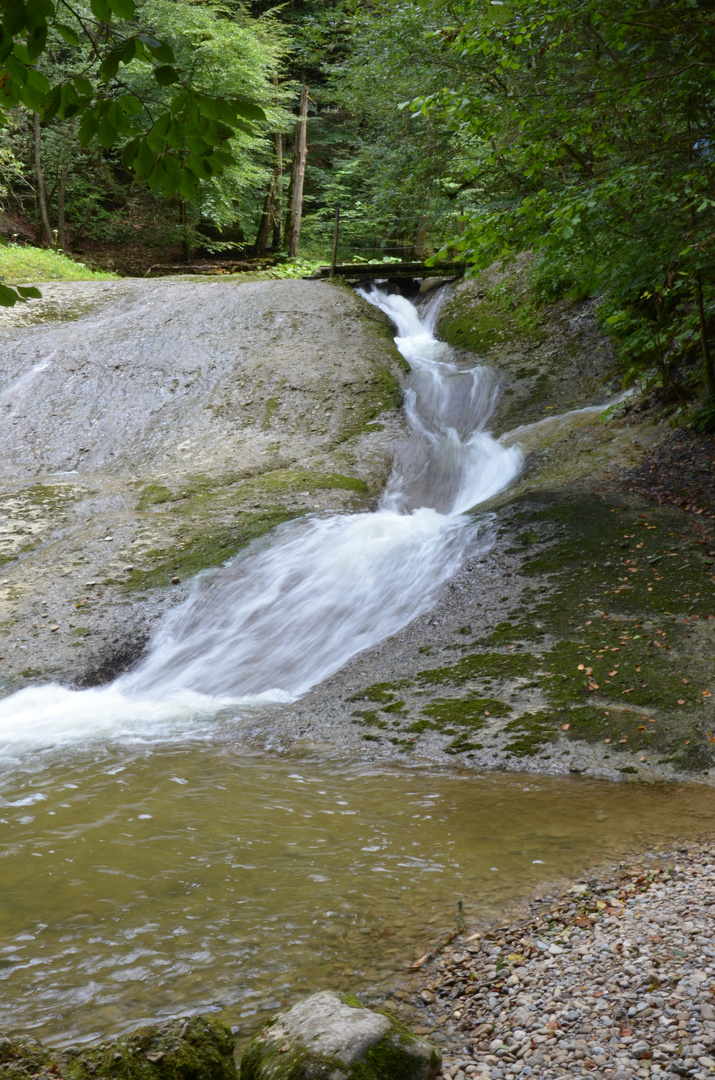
0, 244, 116, 284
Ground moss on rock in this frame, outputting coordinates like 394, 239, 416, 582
124, 508, 302, 591
0, 1017, 236, 1080
239, 991, 440, 1080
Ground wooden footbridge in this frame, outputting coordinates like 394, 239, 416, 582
308, 261, 465, 281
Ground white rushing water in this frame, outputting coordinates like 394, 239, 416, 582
0, 285, 522, 751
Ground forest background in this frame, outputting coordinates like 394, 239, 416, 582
1, 0, 714, 423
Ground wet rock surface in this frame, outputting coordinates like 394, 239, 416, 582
244, 279, 715, 782
0, 278, 406, 692
410, 841, 715, 1080
240, 990, 441, 1080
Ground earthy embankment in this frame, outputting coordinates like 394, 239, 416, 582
405, 841, 715, 1080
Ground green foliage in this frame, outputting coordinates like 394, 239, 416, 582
410, 0, 715, 399
0, 0, 288, 302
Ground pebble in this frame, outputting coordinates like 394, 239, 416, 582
416, 842, 715, 1080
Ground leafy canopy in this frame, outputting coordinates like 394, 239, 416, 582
0, 0, 267, 304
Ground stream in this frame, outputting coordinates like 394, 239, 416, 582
2, 285, 715, 1047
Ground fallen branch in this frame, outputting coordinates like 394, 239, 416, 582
409, 901, 467, 970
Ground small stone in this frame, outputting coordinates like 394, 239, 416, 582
145, 1052, 164, 1063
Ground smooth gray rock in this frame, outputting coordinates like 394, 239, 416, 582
240, 990, 441, 1080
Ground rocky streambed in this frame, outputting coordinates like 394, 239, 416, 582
415, 840, 715, 1080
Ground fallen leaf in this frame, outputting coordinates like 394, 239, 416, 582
608, 670, 618, 677
704, 690, 712, 698
677, 698, 685, 705
562, 723, 570, 731
578, 663, 585, 671
683, 678, 690, 684
604, 738, 612, 744
638, 726, 645, 731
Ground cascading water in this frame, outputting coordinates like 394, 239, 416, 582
0, 284, 522, 751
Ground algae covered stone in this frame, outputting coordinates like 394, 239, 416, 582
239, 990, 441, 1080
0, 1016, 237, 1080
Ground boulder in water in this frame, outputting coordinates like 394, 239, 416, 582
239, 990, 441, 1080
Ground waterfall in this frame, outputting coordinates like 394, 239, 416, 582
0, 285, 522, 750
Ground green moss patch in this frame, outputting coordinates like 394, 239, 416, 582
417, 650, 535, 686
503, 712, 558, 757
421, 696, 510, 725
438, 293, 518, 355
124, 508, 301, 591
495, 491, 715, 770
1, 1017, 236, 1080
137, 483, 173, 508
349, 680, 410, 704
136, 470, 369, 514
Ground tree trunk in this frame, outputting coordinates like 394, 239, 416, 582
330, 205, 340, 276
286, 86, 309, 258
694, 271, 715, 398
57, 164, 69, 252
272, 132, 284, 251
180, 201, 190, 261
33, 113, 53, 246
254, 182, 276, 257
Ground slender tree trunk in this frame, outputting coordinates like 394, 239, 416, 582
286, 86, 309, 258
272, 132, 284, 252
254, 143, 283, 257
180, 201, 190, 261
57, 164, 69, 252
330, 205, 340, 276
694, 271, 715, 398
33, 113, 52, 246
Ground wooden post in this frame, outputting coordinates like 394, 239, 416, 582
287, 85, 309, 258
330, 206, 340, 276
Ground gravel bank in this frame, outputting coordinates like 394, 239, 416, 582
415, 841, 715, 1080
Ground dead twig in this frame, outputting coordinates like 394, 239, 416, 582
409, 901, 467, 970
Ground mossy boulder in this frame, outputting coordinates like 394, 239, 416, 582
239, 991, 440, 1080
0, 1017, 237, 1080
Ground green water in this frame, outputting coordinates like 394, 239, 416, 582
2, 739, 715, 1047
